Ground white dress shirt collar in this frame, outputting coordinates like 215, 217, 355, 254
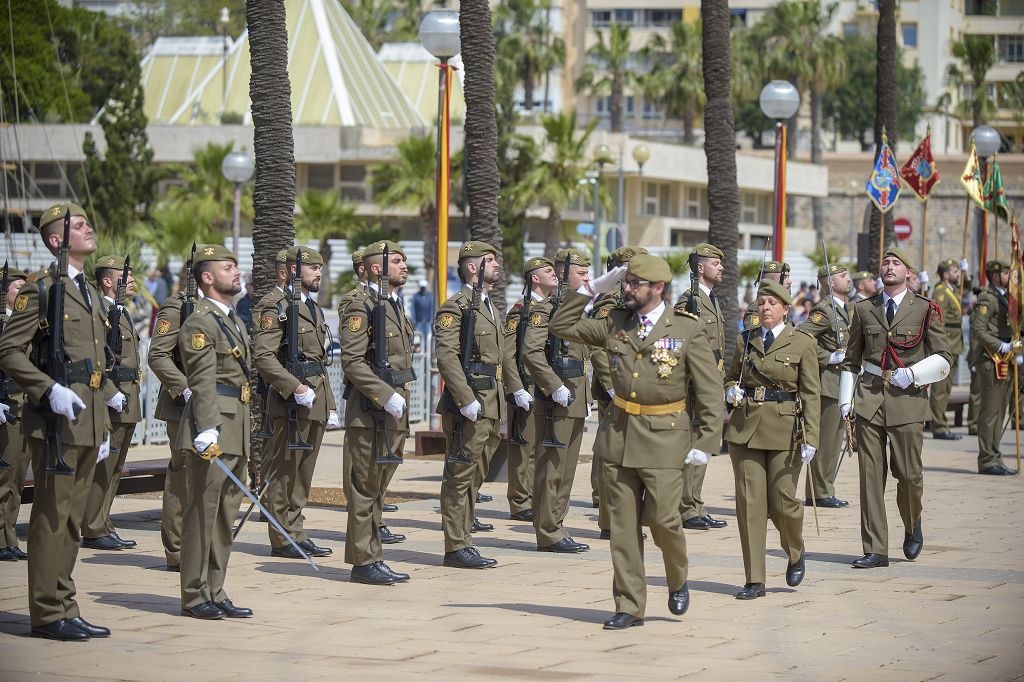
762, 321, 786, 341
882, 288, 908, 309
207, 297, 232, 316
639, 301, 666, 327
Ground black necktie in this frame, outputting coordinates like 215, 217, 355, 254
886, 299, 895, 325
306, 296, 319, 322
764, 330, 774, 351
74, 274, 91, 311
227, 309, 243, 338
709, 290, 718, 309
388, 297, 401, 320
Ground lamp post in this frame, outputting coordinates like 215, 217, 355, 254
759, 80, 800, 262
973, 125, 1000, 285
593, 143, 610, 269
220, 7, 229, 117
221, 150, 254, 260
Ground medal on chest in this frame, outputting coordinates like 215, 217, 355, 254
651, 342, 679, 379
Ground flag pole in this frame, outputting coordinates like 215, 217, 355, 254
960, 199, 970, 301
921, 200, 929, 281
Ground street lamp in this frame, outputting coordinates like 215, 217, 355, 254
592, 144, 610, 269
220, 7, 230, 118
221, 150, 254, 259
972, 126, 1001, 283
759, 80, 800, 262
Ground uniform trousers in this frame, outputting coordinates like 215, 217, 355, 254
440, 415, 500, 552
855, 419, 923, 555
343, 426, 403, 565
82, 422, 136, 538
160, 419, 187, 567
264, 417, 325, 548
533, 415, 584, 546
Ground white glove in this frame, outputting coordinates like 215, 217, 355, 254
800, 443, 816, 463
587, 265, 627, 296
1017, 355, 1023, 366
181, 387, 192, 402
725, 384, 742, 406
684, 448, 709, 465
293, 386, 317, 408
606, 387, 615, 399
551, 384, 572, 407
960, 259, 969, 274
193, 427, 218, 453
840, 402, 853, 418
97, 433, 111, 463
106, 392, 126, 413
326, 410, 341, 429
0, 402, 9, 425
918, 271, 929, 287
384, 392, 406, 419
889, 367, 913, 389
48, 383, 85, 421
828, 350, 846, 365
1000, 341, 1013, 354
513, 389, 533, 411
460, 400, 482, 421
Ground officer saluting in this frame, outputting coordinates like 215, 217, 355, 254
176, 245, 253, 620
840, 247, 951, 568
0, 266, 29, 562
551, 255, 723, 630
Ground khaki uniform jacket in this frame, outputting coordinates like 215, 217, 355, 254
253, 287, 335, 421
0, 265, 116, 446
725, 324, 821, 450
588, 294, 619, 399
100, 298, 142, 424
523, 296, 591, 419
339, 285, 413, 429
932, 281, 965, 356
677, 287, 725, 370
969, 287, 1010, 365
175, 298, 252, 457
434, 287, 505, 420
551, 291, 723, 466
501, 295, 533, 396
0, 312, 25, 418
842, 292, 952, 426
797, 298, 851, 399
148, 293, 190, 423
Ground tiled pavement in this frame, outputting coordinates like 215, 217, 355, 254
1, 420, 1022, 681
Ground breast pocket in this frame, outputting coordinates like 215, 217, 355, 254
773, 357, 799, 385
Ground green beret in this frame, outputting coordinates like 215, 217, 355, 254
609, 246, 648, 263
627, 254, 672, 283
93, 255, 130, 278
40, 203, 88, 232
761, 260, 787, 274
756, 278, 792, 306
524, 256, 553, 276
275, 249, 289, 264
194, 243, 236, 265
692, 243, 724, 260
817, 263, 847, 278
285, 246, 325, 266
852, 270, 875, 282
554, 247, 591, 267
459, 241, 498, 259
4, 267, 27, 280
351, 249, 364, 266
363, 240, 405, 260
939, 258, 958, 267
882, 246, 915, 272
985, 259, 1010, 274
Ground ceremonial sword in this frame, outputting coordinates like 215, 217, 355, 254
232, 476, 272, 540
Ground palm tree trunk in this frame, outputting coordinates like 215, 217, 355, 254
318, 237, 333, 307
545, 205, 562, 257
461, 0, 506, 313
701, 0, 741, 361
523, 56, 535, 112
610, 70, 624, 132
683, 104, 695, 145
810, 86, 824, 244
869, 0, 897, 269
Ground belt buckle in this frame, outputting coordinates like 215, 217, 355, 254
882, 370, 893, 383
231, 346, 243, 359
753, 386, 766, 402
89, 371, 102, 390
241, 384, 251, 403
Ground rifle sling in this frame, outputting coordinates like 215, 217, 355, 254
210, 314, 252, 380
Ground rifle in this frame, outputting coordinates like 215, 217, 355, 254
820, 241, 843, 349
104, 255, 132, 402
369, 244, 401, 464
508, 281, 532, 446
731, 238, 772, 407
0, 261, 16, 468
282, 247, 313, 451
541, 253, 574, 448
170, 242, 198, 389
444, 255, 486, 464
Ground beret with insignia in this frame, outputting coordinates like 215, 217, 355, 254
882, 246, 915, 272
756, 278, 792, 305
762, 260, 785, 273
939, 258, 958, 268
524, 256, 553, 277
275, 249, 289, 264
627, 254, 672, 283
351, 249, 365, 265
363, 240, 405, 260
554, 247, 592, 267
5, 267, 27, 281
985, 259, 1010, 274
609, 246, 648, 264
692, 243, 724, 260
284, 246, 325, 266
459, 241, 498, 259
852, 270, 875, 282
93, 254, 130, 281
817, 263, 847, 278
40, 203, 88, 232
194, 244, 236, 265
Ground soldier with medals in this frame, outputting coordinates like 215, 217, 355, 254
970, 260, 1020, 476
851, 271, 878, 303
435, 241, 504, 569
929, 259, 965, 441
0, 266, 29, 562
0, 203, 120, 640
797, 263, 853, 507
551, 255, 723, 629
840, 247, 952, 569
253, 246, 336, 559
339, 240, 415, 584
501, 256, 556, 522
523, 248, 591, 554
177, 245, 253, 620
726, 279, 820, 599
82, 256, 143, 550
675, 243, 728, 531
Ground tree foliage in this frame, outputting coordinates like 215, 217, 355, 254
575, 22, 637, 133
122, 0, 247, 48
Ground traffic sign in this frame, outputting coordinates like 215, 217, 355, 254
893, 217, 912, 241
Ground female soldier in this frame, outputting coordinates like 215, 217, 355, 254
724, 279, 820, 599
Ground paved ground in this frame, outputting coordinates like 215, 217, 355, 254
1, 419, 1023, 681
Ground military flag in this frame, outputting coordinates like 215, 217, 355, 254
866, 130, 901, 213
899, 131, 940, 201
984, 157, 1012, 221
960, 143, 985, 209
1010, 220, 1024, 333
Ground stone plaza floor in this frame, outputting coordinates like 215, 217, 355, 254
1, 420, 1022, 680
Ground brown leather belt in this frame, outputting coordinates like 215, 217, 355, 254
613, 395, 686, 416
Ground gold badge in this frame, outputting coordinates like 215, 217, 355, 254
750, 314, 759, 327
979, 305, 988, 315
348, 316, 362, 332
651, 347, 678, 379
203, 247, 215, 256
811, 312, 823, 323
260, 316, 274, 331
505, 317, 518, 333
156, 319, 171, 335
191, 333, 206, 350
14, 294, 27, 312
530, 312, 543, 326
595, 307, 610, 319
439, 313, 455, 328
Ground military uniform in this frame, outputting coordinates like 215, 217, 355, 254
0, 203, 118, 633
253, 247, 335, 556
588, 293, 618, 534
929, 269, 964, 438
841, 247, 951, 564
551, 255, 723, 622
0, 267, 29, 561
176, 245, 252, 615
727, 280, 820, 593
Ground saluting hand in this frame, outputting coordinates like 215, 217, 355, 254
586, 265, 627, 296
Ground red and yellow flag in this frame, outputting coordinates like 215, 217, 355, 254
1010, 219, 1024, 334
960, 143, 985, 209
899, 131, 940, 201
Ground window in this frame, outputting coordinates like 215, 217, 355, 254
901, 23, 918, 48
965, 0, 996, 15
596, 96, 635, 118
339, 164, 367, 202
998, 34, 1024, 62
32, 162, 64, 198
644, 181, 670, 217
614, 9, 637, 26
646, 10, 681, 27
307, 164, 335, 191
591, 10, 611, 28
642, 99, 663, 121
749, 234, 770, 252
670, 229, 705, 248
741, 191, 771, 224
684, 186, 708, 220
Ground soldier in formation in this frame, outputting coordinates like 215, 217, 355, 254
0, 266, 29, 562
928, 259, 965, 441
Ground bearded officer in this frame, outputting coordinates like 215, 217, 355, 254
929, 259, 965, 441
551, 254, 723, 629
0, 266, 29, 562
840, 246, 951, 569
851, 271, 877, 303
177, 244, 253, 620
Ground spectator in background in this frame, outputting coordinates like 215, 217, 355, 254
146, 269, 168, 303
792, 298, 813, 324
236, 277, 254, 331
412, 279, 433, 341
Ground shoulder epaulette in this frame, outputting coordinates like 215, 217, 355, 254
675, 308, 699, 321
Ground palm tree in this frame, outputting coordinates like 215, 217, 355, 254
949, 34, 996, 130
295, 190, 359, 307
868, 0, 897, 268
164, 142, 253, 236
640, 19, 704, 145
147, 201, 221, 265
493, 0, 565, 113
575, 22, 637, 133
701, 0, 741, 360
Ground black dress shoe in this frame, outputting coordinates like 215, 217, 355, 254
351, 562, 396, 585
668, 583, 690, 615
476, 492, 493, 503
852, 553, 889, 568
786, 553, 806, 587
903, 521, 923, 561
271, 544, 305, 559
979, 464, 1015, 476
67, 617, 110, 637
471, 518, 494, 532
377, 561, 410, 583
378, 526, 406, 544
735, 583, 766, 600
298, 539, 333, 556
443, 548, 497, 569
510, 509, 534, 521
82, 534, 124, 551
215, 599, 253, 617
166, 564, 180, 573
683, 516, 710, 530
10, 545, 27, 560
701, 514, 727, 528
599, 529, 611, 540
181, 602, 226, 620
603, 612, 643, 630
567, 537, 590, 551
933, 431, 962, 440
538, 538, 588, 554
31, 618, 90, 641
807, 497, 846, 509
0, 547, 16, 561
111, 533, 137, 548
383, 503, 398, 512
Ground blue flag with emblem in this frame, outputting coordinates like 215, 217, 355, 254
866, 129, 901, 214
